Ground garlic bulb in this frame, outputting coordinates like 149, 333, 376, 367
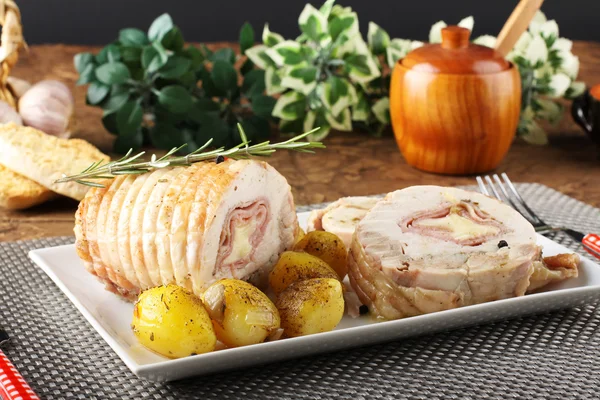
18, 80, 74, 138
0, 100, 22, 125
7, 76, 32, 99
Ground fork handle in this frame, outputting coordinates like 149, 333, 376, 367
0, 349, 39, 400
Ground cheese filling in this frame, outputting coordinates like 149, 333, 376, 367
222, 217, 258, 265
415, 213, 500, 241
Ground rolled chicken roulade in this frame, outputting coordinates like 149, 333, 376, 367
348, 186, 578, 320
75, 159, 298, 300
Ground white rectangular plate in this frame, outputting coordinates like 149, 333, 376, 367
29, 212, 600, 382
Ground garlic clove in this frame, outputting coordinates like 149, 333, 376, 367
18, 80, 74, 138
0, 99, 22, 125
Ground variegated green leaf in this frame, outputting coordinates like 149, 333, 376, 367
304, 110, 331, 141
245, 45, 276, 69
367, 22, 390, 55
473, 35, 496, 48
265, 40, 305, 66
429, 20, 447, 43
386, 38, 415, 66
328, 12, 359, 42
330, 4, 353, 18
262, 24, 284, 47
536, 98, 563, 124
352, 91, 370, 122
272, 90, 306, 120
371, 97, 390, 124
281, 65, 318, 95
265, 67, 285, 95
320, 76, 355, 117
325, 108, 352, 131
344, 38, 381, 84
319, 0, 335, 18
298, 4, 329, 44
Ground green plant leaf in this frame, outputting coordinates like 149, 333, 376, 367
211, 60, 238, 92
245, 45, 276, 69
303, 110, 331, 140
328, 13, 358, 42
240, 58, 254, 75
352, 91, 369, 121
199, 68, 225, 97
240, 22, 255, 54
116, 100, 144, 135
184, 46, 205, 69
344, 39, 381, 84
265, 41, 306, 66
320, 76, 356, 117
101, 111, 119, 134
272, 91, 306, 120
74, 52, 94, 73
371, 97, 390, 124
278, 118, 304, 134
148, 13, 174, 42
158, 56, 192, 79
95, 62, 131, 85
242, 69, 266, 98
177, 71, 197, 88
210, 48, 236, 64
240, 115, 270, 142
102, 86, 130, 112
96, 44, 121, 64
251, 95, 276, 118
157, 85, 193, 113
325, 108, 352, 131
298, 4, 328, 44
161, 27, 185, 52
367, 22, 390, 55
141, 46, 158, 68
262, 24, 284, 47
147, 42, 169, 72
187, 98, 221, 123
114, 129, 144, 153
196, 113, 231, 148
86, 81, 110, 104
119, 28, 149, 46
76, 63, 96, 85
121, 46, 142, 64
265, 67, 285, 95
281, 65, 318, 95
149, 121, 187, 150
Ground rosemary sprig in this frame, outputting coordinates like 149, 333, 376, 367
55, 124, 325, 187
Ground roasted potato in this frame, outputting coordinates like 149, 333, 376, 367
293, 231, 348, 278
276, 278, 344, 338
132, 284, 216, 358
202, 279, 280, 347
269, 251, 339, 296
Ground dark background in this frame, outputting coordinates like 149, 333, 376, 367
19, 0, 599, 45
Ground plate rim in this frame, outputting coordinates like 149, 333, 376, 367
27, 212, 600, 379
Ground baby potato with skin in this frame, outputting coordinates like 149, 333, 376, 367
276, 278, 345, 338
269, 251, 340, 296
293, 231, 348, 279
202, 279, 280, 348
132, 284, 216, 358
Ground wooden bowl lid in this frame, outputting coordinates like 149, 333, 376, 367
401, 26, 510, 74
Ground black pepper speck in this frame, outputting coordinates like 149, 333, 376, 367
215, 155, 225, 164
498, 240, 508, 248
359, 305, 369, 315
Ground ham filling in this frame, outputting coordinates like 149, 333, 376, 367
216, 199, 270, 277
399, 201, 505, 246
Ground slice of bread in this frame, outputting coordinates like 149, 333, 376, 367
0, 123, 110, 200
0, 164, 58, 210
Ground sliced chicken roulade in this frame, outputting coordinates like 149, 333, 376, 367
348, 186, 579, 320
75, 159, 298, 300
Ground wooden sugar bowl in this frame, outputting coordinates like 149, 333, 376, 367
390, 26, 521, 175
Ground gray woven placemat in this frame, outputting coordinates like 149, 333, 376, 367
2, 183, 600, 400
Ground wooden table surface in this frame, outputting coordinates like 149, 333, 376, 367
1, 42, 599, 241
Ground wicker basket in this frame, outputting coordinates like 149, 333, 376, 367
0, 0, 26, 108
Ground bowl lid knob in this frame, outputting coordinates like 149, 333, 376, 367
441, 26, 471, 50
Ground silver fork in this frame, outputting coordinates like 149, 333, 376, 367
476, 173, 600, 259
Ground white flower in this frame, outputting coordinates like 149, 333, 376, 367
429, 20, 447, 43
539, 20, 559, 38
552, 37, 572, 53
410, 41, 424, 50
473, 35, 496, 48
529, 11, 548, 35
567, 81, 586, 98
560, 53, 580, 79
525, 35, 548, 65
548, 73, 571, 98
514, 32, 533, 54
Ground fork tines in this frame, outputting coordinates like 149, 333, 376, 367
476, 173, 551, 232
